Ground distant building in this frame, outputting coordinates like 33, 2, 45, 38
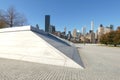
54, 31, 61, 37
98, 24, 104, 35
104, 25, 113, 34
49, 25, 56, 33
72, 28, 77, 38
82, 26, 86, 36
45, 15, 50, 32
97, 24, 113, 42
52, 25, 56, 32
95, 30, 98, 42
97, 24, 104, 42
86, 30, 95, 43
117, 26, 120, 30
64, 27, 66, 35
91, 21, 94, 32
36, 24, 39, 29
67, 31, 72, 41
110, 24, 114, 30
76, 30, 81, 38
76, 30, 81, 42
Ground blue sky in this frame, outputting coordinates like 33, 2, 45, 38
0, 0, 120, 33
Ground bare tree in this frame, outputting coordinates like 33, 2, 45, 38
0, 20, 7, 28
0, 10, 7, 28
5, 6, 27, 27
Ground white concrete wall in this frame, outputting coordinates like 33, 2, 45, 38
0, 27, 83, 69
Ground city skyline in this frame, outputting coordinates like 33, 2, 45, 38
0, 0, 120, 32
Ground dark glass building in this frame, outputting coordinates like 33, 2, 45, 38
45, 15, 50, 32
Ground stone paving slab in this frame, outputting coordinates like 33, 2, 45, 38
0, 44, 120, 80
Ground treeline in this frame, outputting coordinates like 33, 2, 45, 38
100, 27, 120, 46
0, 6, 27, 28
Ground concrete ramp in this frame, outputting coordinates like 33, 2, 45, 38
0, 26, 83, 69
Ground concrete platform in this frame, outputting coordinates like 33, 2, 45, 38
0, 26, 84, 69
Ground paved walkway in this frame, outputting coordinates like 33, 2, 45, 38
0, 44, 120, 80
76, 44, 120, 80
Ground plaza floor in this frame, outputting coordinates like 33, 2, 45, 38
0, 44, 120, 80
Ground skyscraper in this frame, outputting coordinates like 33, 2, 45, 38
72, 28, 77, 38
64, 27, 66, 35
45, 15, 50, 32
91, 21, 94, 32
82, 26, 86, 36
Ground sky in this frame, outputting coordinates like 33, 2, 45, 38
0, 0, 120, 33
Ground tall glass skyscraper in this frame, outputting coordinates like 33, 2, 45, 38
45, 15, 50, 32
